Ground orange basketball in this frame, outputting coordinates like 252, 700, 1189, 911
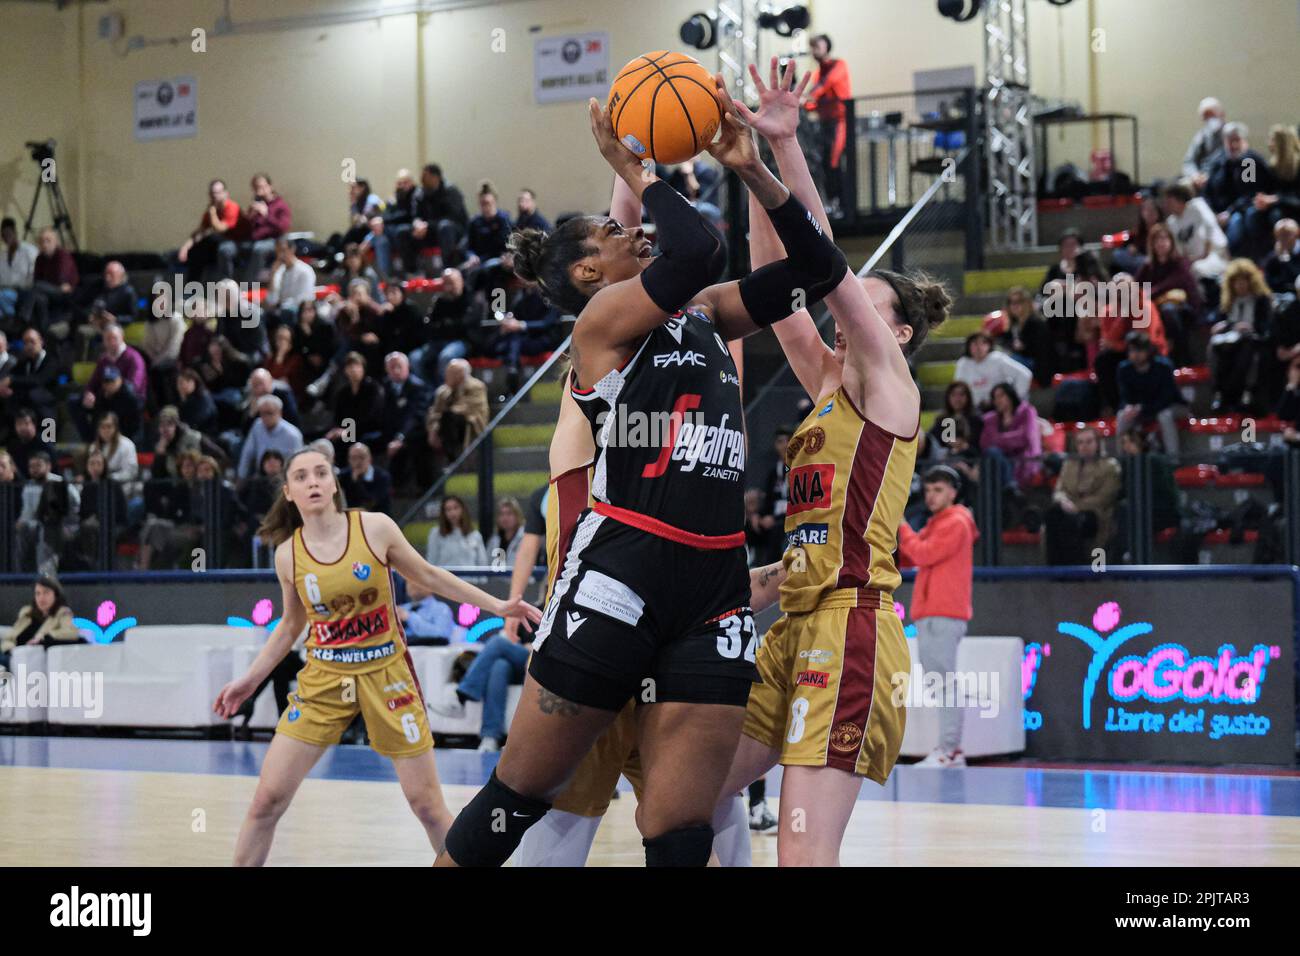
607, 51, 723, 165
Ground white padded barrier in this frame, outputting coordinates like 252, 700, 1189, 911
46, 625, 261, 728
0, 644, 49, 724
229, 641, 301, 730
899, 635, 1025, 758
416, 643, 522, 739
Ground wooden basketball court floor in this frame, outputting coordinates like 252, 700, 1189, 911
3, 736, 1300, 866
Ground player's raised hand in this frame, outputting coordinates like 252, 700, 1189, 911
705, 73, 760, 170
588, 97, 643, 180
734, 56, 811, 144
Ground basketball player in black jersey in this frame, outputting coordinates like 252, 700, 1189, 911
437, 73, 850, 868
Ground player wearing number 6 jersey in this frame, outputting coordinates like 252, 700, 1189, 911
214, 446, 542, 866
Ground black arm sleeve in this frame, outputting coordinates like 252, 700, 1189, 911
639, 180, 727, 314
738, 192, 849, 328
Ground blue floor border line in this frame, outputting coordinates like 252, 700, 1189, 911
5, 735, 1300, 817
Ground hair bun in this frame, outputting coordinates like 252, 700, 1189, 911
507, 228, 545, 284
919, 278, 953, 331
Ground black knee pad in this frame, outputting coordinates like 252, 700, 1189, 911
643, 824, 714, 867
443, 770, 552, 867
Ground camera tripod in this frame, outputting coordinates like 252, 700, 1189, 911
23, 141, 79, 253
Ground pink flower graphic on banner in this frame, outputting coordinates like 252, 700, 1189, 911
1092, 601, 1121, 634
97, 600, 116, 629
252, 599, 275, 627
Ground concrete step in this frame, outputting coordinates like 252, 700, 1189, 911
497, 446, 550, 472
963, 265, 1047, 296
931, 314, 987, 340
916, 361, 956, 388
916, 339, 964, 363
444, 469, 550, 508
503, 402, 562, 425
493, 423, 556, 449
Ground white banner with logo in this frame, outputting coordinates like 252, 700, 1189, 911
534, 32, 610, 104
134, 76, 198, 141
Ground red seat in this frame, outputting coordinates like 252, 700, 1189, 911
116, 541, 140, 557
1156, 527, 1178, 544
401, 277, 446, 294
1175, 464, 1218, 488
314, 284, 341, 300
1185, 416, 1243, 434
1051, 370, 1097, 388
1101, 230, 1131, 249
136, 452, 155, 469
468, 357, 502, 369
1038, 198, 1073, 211
1173, 365, 1211, 384
1001, 529, 1041, 546
1216, 472, 1266, 488
1202, 529, 1259, 546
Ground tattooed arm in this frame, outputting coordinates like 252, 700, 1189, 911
749, 560, 787, 613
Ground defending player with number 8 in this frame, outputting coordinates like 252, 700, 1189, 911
213, 446, 542, 865
714, 59, 952, 865
436, 72, 851, 868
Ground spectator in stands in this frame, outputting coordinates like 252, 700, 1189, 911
980, 381, 1041, 489
72, 365, 141, 445
1205, 123, 1275, 257
262, 325, 307, 402
515, 188, 552, 234
431, 621, 528, 752
199, 337, 253, 432
1119, 428, 1180, 534
489, 284, 562, 393
25, 227, 78, 337
338, 442, 391, 515
377, 282, 423, 358
0, 576, 80, 671
243, 173, 292, 280
409, 163, 470, 273
1164, 182, 1230, 282
89, 411, 139, 495
426, 357, 488, 465
753, 427, 791, 562
1093, 274, 1168, 414
1246, 127, 1300, 253
0, 451, 20, 528
137, 449, 201, 570
237, 394, 303, 481
1136, 223, 1202, 366
292, 301, 338, 395
927, 381, 984, 457
17, 450, 78, 573
330, 278, 386, 377
425, 494, 486, 567
264, 237, 316, 322
231, 367, 300, 439
178, 299, 217, 370
1111, 192, 1164, 275
7, 409, 51, 479
85, 322, 147, 404
0, 218, 37, 330
341, 179, 385, 250
153, 406, 203, 478
237, 448, 284, 563
329, 243, 382, 304
1041, 229, 1082, 293
394, 580, 456, 643
805, 33, 851, 217
744, 488, 773, 567
408, 267, 479, 386
896, 465, 977, 768
383, 168, 419, 274
382, 351, 433, 493
985, 287, 1051, 384
75, 260, 137, 326
325, 351, 386, 460
1044, 427, 1121, 565
486, 496, 525, 568
142, 298, 186, 410
1182, 97, 1226, 188
65, 446, 127, 571
1263, 218, 1300, 294
462, 181, 513, 283
177, 179, 250, 283
1042, 278, 1088, 377
1117, 331, 1183, 455
7, 328, 59, 427
954, 332, 1032, 409
1209, 258, 1274, 413
210, 278, 268, 368
201, 454, 244, 566
176, 368, 217, 436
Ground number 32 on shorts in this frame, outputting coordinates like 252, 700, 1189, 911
715, 612, 757, 662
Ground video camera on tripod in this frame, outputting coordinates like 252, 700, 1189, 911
22, 138, 78, 252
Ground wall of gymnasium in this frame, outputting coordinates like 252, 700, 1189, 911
3, 0, 1297, 254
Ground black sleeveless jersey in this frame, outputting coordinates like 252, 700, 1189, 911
571, 309, 746, 538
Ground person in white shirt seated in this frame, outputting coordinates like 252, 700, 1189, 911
396, 579, 456, 644
0, 218, 38, 330
264, 237, 317, 328
954, 332, 1034, 410
1164, 181, 1229, 282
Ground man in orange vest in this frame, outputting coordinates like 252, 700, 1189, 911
804, 34, 852, 216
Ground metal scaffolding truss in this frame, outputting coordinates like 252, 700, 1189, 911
715, 0, 761, 106
984, 0, 1038, 250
